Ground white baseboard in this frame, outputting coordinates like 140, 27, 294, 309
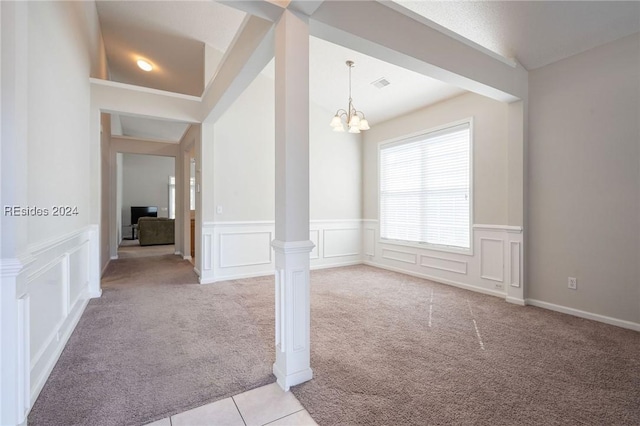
526, 299, 640, 332
363, 260, 506, 299
110, 255, 118, 260
101, 259, 110, 277
506, 296, 526, 306
212, 270, 275, 283
311, 260, 362, 271
182, 255, 192, 261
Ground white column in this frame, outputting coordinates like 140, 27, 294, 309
271, 9, 314, 391
507, 100, 525, 303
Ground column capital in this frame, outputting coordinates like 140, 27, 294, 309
271, 239, 315, 254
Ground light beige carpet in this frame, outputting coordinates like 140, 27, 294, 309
29, 264, 640, 425
234, 266, 640, 426
117, 239, 176, 259
28, 254, 274, 426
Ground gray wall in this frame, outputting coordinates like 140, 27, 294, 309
528, 33, 640, 323
122, 153, 175, 228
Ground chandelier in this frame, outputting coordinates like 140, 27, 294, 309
330, 60, 370, 133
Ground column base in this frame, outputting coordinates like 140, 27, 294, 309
273, 363, 313, 392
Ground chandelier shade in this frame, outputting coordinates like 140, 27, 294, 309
330, 60, 370, 133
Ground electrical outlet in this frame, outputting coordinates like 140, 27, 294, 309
568, 277, 577, 290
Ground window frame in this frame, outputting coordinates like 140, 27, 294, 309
377, 117, 474, 256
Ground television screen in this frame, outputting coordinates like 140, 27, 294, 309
131, 206, 158, 225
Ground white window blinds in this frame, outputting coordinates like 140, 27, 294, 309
380, 122, 471, 249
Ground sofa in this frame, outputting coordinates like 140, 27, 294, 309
137, 217, 175, 246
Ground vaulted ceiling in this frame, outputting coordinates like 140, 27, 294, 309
95, 1, 640, 141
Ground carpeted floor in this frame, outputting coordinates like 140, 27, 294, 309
282, 266, 640, 425
28, 252, 275, 426
117, 240, 176, 259
29, 261, 640, 425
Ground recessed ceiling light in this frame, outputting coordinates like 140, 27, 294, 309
137, 59, 153, 72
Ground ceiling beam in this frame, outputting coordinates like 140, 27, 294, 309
288, 0, 325, 16
310, 0, 528, 102
200, 15, 275, 123
218, 0, 285, 22
90, 78, 201, 123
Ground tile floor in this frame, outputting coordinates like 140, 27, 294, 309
144, 383, 318, 426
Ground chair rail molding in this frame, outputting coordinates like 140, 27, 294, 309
1, 225, 100, 424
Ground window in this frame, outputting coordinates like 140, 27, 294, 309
168, 176, 176, 219
379, 121, 471, 250
168, 176, 196, 220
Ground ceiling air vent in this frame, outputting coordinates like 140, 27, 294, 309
371, 77, 391, 89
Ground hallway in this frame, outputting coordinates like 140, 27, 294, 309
28, 251, 274, 425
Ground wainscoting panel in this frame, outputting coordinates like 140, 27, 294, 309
480, 238, 504, 282
311, 220, 362, 269
364, 228, 375, 257
68, 241, 90, 308
207, 220, 363, 282
219, 232, 272, 268
365, 221, 523, 299
28, 261, 66, 380
382, 248, 417, 265
203, 234, 213, 271
509, 242, 521, 288
322, 228, 360, 259
420, 254, 467, 275
0, 226, 99, 423
309, 230, 320, 260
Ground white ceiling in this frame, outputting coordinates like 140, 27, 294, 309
114, 115, 190, 143
393, 1, 640, 70
260, 37, 467, 125
97, 0, 640, 139
307, 37, 466, 125
96, 1, 246, 95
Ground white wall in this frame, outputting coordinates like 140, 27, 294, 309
1, 2, 104, 424
121, 154, 175, 228
212, 73, 362, 222
363, 91, 509, 224
213, 74, 275, 221
310, 102, 362, 220
199, 73, 363, 282
528, 33, 640, 326
100, 113, 112, 272
27, 2, 95, 244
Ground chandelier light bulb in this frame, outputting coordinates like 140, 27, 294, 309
330, 60, 370, 133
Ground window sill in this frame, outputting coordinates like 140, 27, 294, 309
378, 239, 474, 257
